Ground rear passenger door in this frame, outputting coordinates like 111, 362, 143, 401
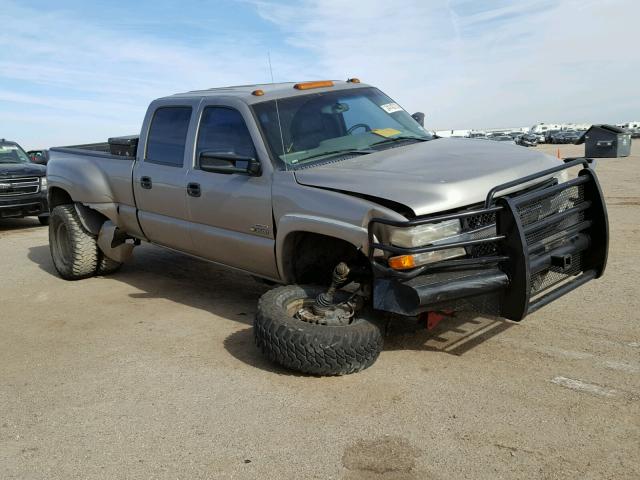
185, 103, 278, 279
133, 103, 196, 253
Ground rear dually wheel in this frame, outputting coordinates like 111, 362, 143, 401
49, 205, 98, 280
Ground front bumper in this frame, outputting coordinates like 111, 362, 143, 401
369, 159, 608, 321
0, 192, 49, 218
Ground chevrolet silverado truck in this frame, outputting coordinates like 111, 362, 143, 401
0, 139, 49, 224
46, 80, 609, 375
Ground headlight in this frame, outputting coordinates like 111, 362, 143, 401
40, 177, 48, 189
387, 219, 467, 269
389, 219, 461, 248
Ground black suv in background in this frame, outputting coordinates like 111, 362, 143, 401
0, 139, 49, 224
551, 131, 581, 144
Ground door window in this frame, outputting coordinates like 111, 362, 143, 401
146, 106, 192, 167
196, 107, 257, 164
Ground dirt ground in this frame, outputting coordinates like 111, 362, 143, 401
1, 143, 639, 479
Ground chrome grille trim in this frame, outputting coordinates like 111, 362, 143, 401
0, 177, 41, 196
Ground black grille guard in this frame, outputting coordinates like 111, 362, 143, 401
368, 159, 609, 321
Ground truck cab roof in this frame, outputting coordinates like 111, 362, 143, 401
166, 80, 370, 104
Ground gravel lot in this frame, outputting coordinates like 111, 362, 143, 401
1, 143, 639, 479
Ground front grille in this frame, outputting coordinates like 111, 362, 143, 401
0, 177, 40, 196
463, 211, 496, 230
462, 212, 499, 257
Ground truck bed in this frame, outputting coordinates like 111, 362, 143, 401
64, 142, 112, 153
47, 140, 142, 237
55, 134, 139, 159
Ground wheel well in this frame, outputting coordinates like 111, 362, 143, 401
48, 187, 73, 209
281, 232, 370, 285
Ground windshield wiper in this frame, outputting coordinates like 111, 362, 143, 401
370, 136, 429, 147
292, 148, 375, 165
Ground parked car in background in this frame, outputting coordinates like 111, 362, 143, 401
532, 132, 546, 143
0, 139, 49, 224
28, 149, 50, 165
516, 133, 538, 147
544, 130, 561, 143
550, 131, 580, 144
487, 135, 516, 145
468, 132, 486, 139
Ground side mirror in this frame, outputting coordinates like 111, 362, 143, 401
412, 112, 425, 127
199, 151, 261, 176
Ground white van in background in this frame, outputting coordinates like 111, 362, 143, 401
530, 123, 562, 134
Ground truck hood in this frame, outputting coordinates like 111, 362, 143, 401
0, 162, 46, 178
294, 138, 561, 216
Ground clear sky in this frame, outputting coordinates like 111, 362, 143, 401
1, 0, 637, 149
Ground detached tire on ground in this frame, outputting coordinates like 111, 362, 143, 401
254, 285, 384, 375
49, 205, 98, 280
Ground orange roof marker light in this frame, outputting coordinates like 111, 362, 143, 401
294, 80, 334, 90
347, 78, 361, 83
252, 89, 265, 96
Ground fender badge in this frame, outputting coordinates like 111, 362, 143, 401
250, 224, 271, 236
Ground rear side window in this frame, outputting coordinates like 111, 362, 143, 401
196, 107, 256, 162
146, 107, 192, 166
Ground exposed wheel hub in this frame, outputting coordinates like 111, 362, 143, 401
295, 303, 354, 326
292, 262, 366, 326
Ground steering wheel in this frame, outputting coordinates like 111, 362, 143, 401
347, 123, 372, 135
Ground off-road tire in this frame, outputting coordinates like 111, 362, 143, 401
38, 215, 49, 226
49, 205, 98, 280
254, 285, 384, 375
97, 253, 122, 275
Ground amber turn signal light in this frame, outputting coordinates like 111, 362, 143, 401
388, 255, 416, 270
252, 89, 265, 96
347, 78, 361, 83
294, 80, 334, 90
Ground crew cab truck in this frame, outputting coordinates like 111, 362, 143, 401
46, 80, 610, 375
0, 139, 49, 224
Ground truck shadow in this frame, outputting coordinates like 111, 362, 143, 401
0, 217, 43, 233
383, 314, 515, 356
28, 242, 271, 327
27, 242, 514, 374
27, 242, 300, 376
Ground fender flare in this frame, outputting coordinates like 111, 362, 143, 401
74, 203, 105, 236
275, 214, 368, 283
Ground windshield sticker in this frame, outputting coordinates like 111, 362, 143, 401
371, 128, 401, 138
380, 103, 403, 114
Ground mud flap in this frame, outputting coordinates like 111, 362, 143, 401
97, 221, 134, 263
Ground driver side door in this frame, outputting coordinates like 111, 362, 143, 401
185, 104, 278, 279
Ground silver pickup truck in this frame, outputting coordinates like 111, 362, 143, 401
47, 80, 609, 375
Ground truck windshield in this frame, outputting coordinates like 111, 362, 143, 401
252, 87, 432, 167
0, 143, 31, 164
